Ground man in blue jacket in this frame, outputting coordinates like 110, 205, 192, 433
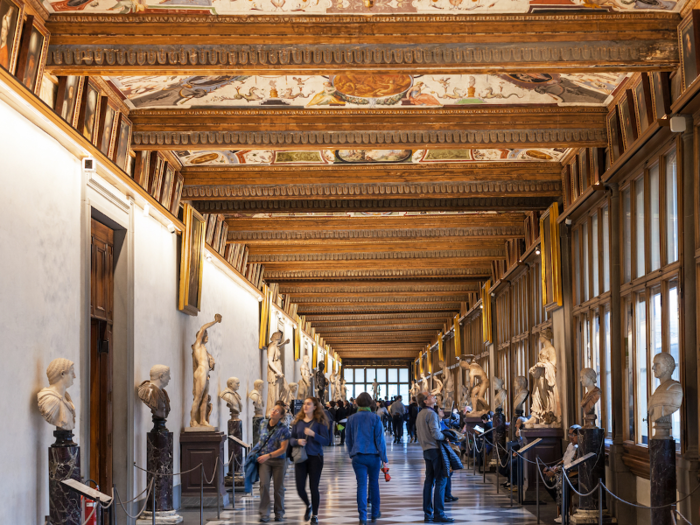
415, 392, 454, 523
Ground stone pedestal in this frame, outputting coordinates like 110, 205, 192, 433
180, 430, 227, 508
520, 427, 563, 496
570, 428, 615, 524
49, 430, 81, 525
225, 420, 243, 487
650, 438, 677, 525
252, 416, 264, 445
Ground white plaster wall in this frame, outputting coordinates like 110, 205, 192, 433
0, 99, 83, 525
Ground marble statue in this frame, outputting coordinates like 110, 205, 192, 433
459, 384, 470, 408
219, 377, 242, 422
37, 358, 77, 431
372, 379, 379, 399
248, 379, 265, 418
420, 373, 430, 393
441, 361, 455, 409
493, 377, 507, 411
190, 314, 221, 429
314, 362, 328, 403
431, 375, 444, 406
341, 378, 347, 401
513, 376, 529, 414
649, 353, 683, 439
298, 354, 312, 400
334, 371, 342, 402
330, 368, 339, 401
409, 380, 419, 400
525, 329, 561, 428
266, 331, 289, 417
580, 368, 601, 429
137, 365, 172, 420
286, 383, 298, 405
459, 356, 489, 416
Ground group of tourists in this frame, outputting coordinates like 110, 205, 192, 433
246, 391, 580, 525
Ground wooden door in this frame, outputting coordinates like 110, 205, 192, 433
90, 219, 114, 492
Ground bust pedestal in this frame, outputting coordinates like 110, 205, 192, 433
252, 416, 264, 445
225, 419, 243, 490
520, 427, 563, 498
180, 429, 228, 508
650, 437, 677, 525
570, 427, 615, 524
137, 418, 183, 524
49, 430, 81, 525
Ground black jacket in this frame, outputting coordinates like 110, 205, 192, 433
438, 438, 464, 476
408, 403, 419, 422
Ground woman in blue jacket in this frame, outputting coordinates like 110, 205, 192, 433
345, 392, 389, 525
290, 397, 330, 524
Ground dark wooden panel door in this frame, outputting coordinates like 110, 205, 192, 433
90, 218, 114, 493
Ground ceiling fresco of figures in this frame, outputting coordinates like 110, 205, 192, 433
45, 0, 686, 15
108, 73, 629, 110
174, 148, 568, 166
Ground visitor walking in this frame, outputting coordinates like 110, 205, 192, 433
416, 392, 453, 523
256, 401, 291, 523
290, 397, 331, 524
408, 397, 419, 443
336, 399, 348, 446
376, 401, 391, 435
345, 392, 389, 525
390, 395, 406, 443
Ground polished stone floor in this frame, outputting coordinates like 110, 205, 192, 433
178, 432, 552, 525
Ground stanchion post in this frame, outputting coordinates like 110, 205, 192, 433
152, 478, 156, 525
509, 448, 513, 508
536, 461, 540, 524
200, 463, 204, 525
598, 480, 602, 525
216, 458, 221, 520
482, 442, 486, 484
496, 448, 500, 494
561, 473, 568, 525
517, 454, 523, 506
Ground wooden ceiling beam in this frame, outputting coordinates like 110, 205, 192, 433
297, 303, 461, 313
266, 268, 490, 280
257, 258, 498, 271
304, 312, 454, 322
314, 322, 446, 330
277, 280, 480, 292
45, 13, 678, 75
253, 242, 505, 255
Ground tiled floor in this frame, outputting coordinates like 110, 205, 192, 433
179, 433, 553, 525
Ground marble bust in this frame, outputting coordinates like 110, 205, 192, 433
513, 376, 529, 414
648, 353, 683, 439
219, 377, 242, 422
580, 368, 601, 429
248, 379, 265, 418
37, 358, 77, 431
137, 365, 172, 420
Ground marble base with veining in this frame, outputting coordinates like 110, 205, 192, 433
651, 438, 676, 525
49, 431, 81, 525
137, 510, 184, 524
147, 428, 174, 512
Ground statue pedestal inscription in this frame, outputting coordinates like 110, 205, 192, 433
49, 430, 81, 525
180, 430, 228, 508
570, 428, 615, 524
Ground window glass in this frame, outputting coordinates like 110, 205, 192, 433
623, 187, 632, 283
583, 223, 590, 302
573, 228, 581, 305
625, 299, 635, 440
399, 369, 409, 382
366, 368, 376, 382
388, 384, 398, 399
666, 151, 679, 264
635, 294, 648, 445
669, 279, 681, 444
650, 165, 661, 271
635, 178, 645, 278
376, 368, 386, 382
344, 368, 354, 382
592, 310, 601, 424
604, 305, 612, 435
399, 384, 410, 400
650, 286, 662, 390
603, 206, 610, 292
388, 368, 398, 382
592, 214, 600, 297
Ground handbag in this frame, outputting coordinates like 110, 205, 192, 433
291, 422, 313, 463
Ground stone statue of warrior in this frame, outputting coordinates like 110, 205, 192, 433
190, 314, 221, 428
314, 362, 328, 403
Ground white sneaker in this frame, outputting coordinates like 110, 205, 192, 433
554, 517, 562, 523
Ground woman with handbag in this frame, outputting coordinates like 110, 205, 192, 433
290, 397, 330, 523
256, 401, 291, 523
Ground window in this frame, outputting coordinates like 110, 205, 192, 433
623, 187, 632, 283
650, 165, 661, 271
603, 206, 610, 292
666, 151, 679, 264
635, 294, 648, 445
343, 367, 411, 402
635, 176, 645, 279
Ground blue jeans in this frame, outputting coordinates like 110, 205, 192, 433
352, 453, 381, 521
423, 448, 447, 518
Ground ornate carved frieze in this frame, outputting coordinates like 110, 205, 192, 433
266, 268, 490, 279
251, 249, 504, 263
133, 129, 603, 149
279, 283, 479, 293
305, 312, 453, 321
317, 323, 446, 330
298, 303, 461, 312
47, 40, 676, 74
294, 295, 470, 304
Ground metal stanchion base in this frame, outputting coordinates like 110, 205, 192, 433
136, 510, 184, 524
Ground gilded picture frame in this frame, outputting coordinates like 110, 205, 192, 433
539, 203, 563, 308
0, 0, 25, 75
481, 280, 492, 344
679, 11, 700, 92
178, 203, 206, 316
15, 14, 48, 95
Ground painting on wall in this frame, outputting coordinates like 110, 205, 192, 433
606, 107, 624, 164
113, 114, 132, 171
0, 0, 23, 75
109, 73, 628, 110
78, 79, 100, 144
679, 12, 700, 91
97, 98, 118, 157
618, 92, 637, 150
15, 16, 48, 94
179, 203, 206, 316
55, 76, 83, 126
335, 149, 412, 164
649, 72, 671, 120
632, 75, 652, 136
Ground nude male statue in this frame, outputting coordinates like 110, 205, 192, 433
190, 314, 222, 428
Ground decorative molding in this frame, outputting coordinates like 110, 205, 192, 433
297, 303, 462, 313
251, 249, 504, 263
269, 268, 489, 280
134, 130, 603, 149
229, 226, 522, 241
279, 283, 479, 293
294, 295, 470, 304
305, 312, 454, 321
46, 40, 676, 74
317, 323, 446, 330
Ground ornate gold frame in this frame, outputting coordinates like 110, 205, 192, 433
482, 280, 492, 344
178, 203, 205, 316
539, 202, 563, 308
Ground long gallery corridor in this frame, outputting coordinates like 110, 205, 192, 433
190, 442, 541, 525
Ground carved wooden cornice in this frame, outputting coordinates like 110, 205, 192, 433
267, 268, 489, 279
305, 312, 454, 321
316, 323, 446, 330
46, 13, 679, 74
186, 182, 560, 203
134, 129, 603, 151
297, 303, 461, 313
278, 282, 479, 293
294, 295, 470, 304
251, 248, 503, 263
327, 335, 436, 342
